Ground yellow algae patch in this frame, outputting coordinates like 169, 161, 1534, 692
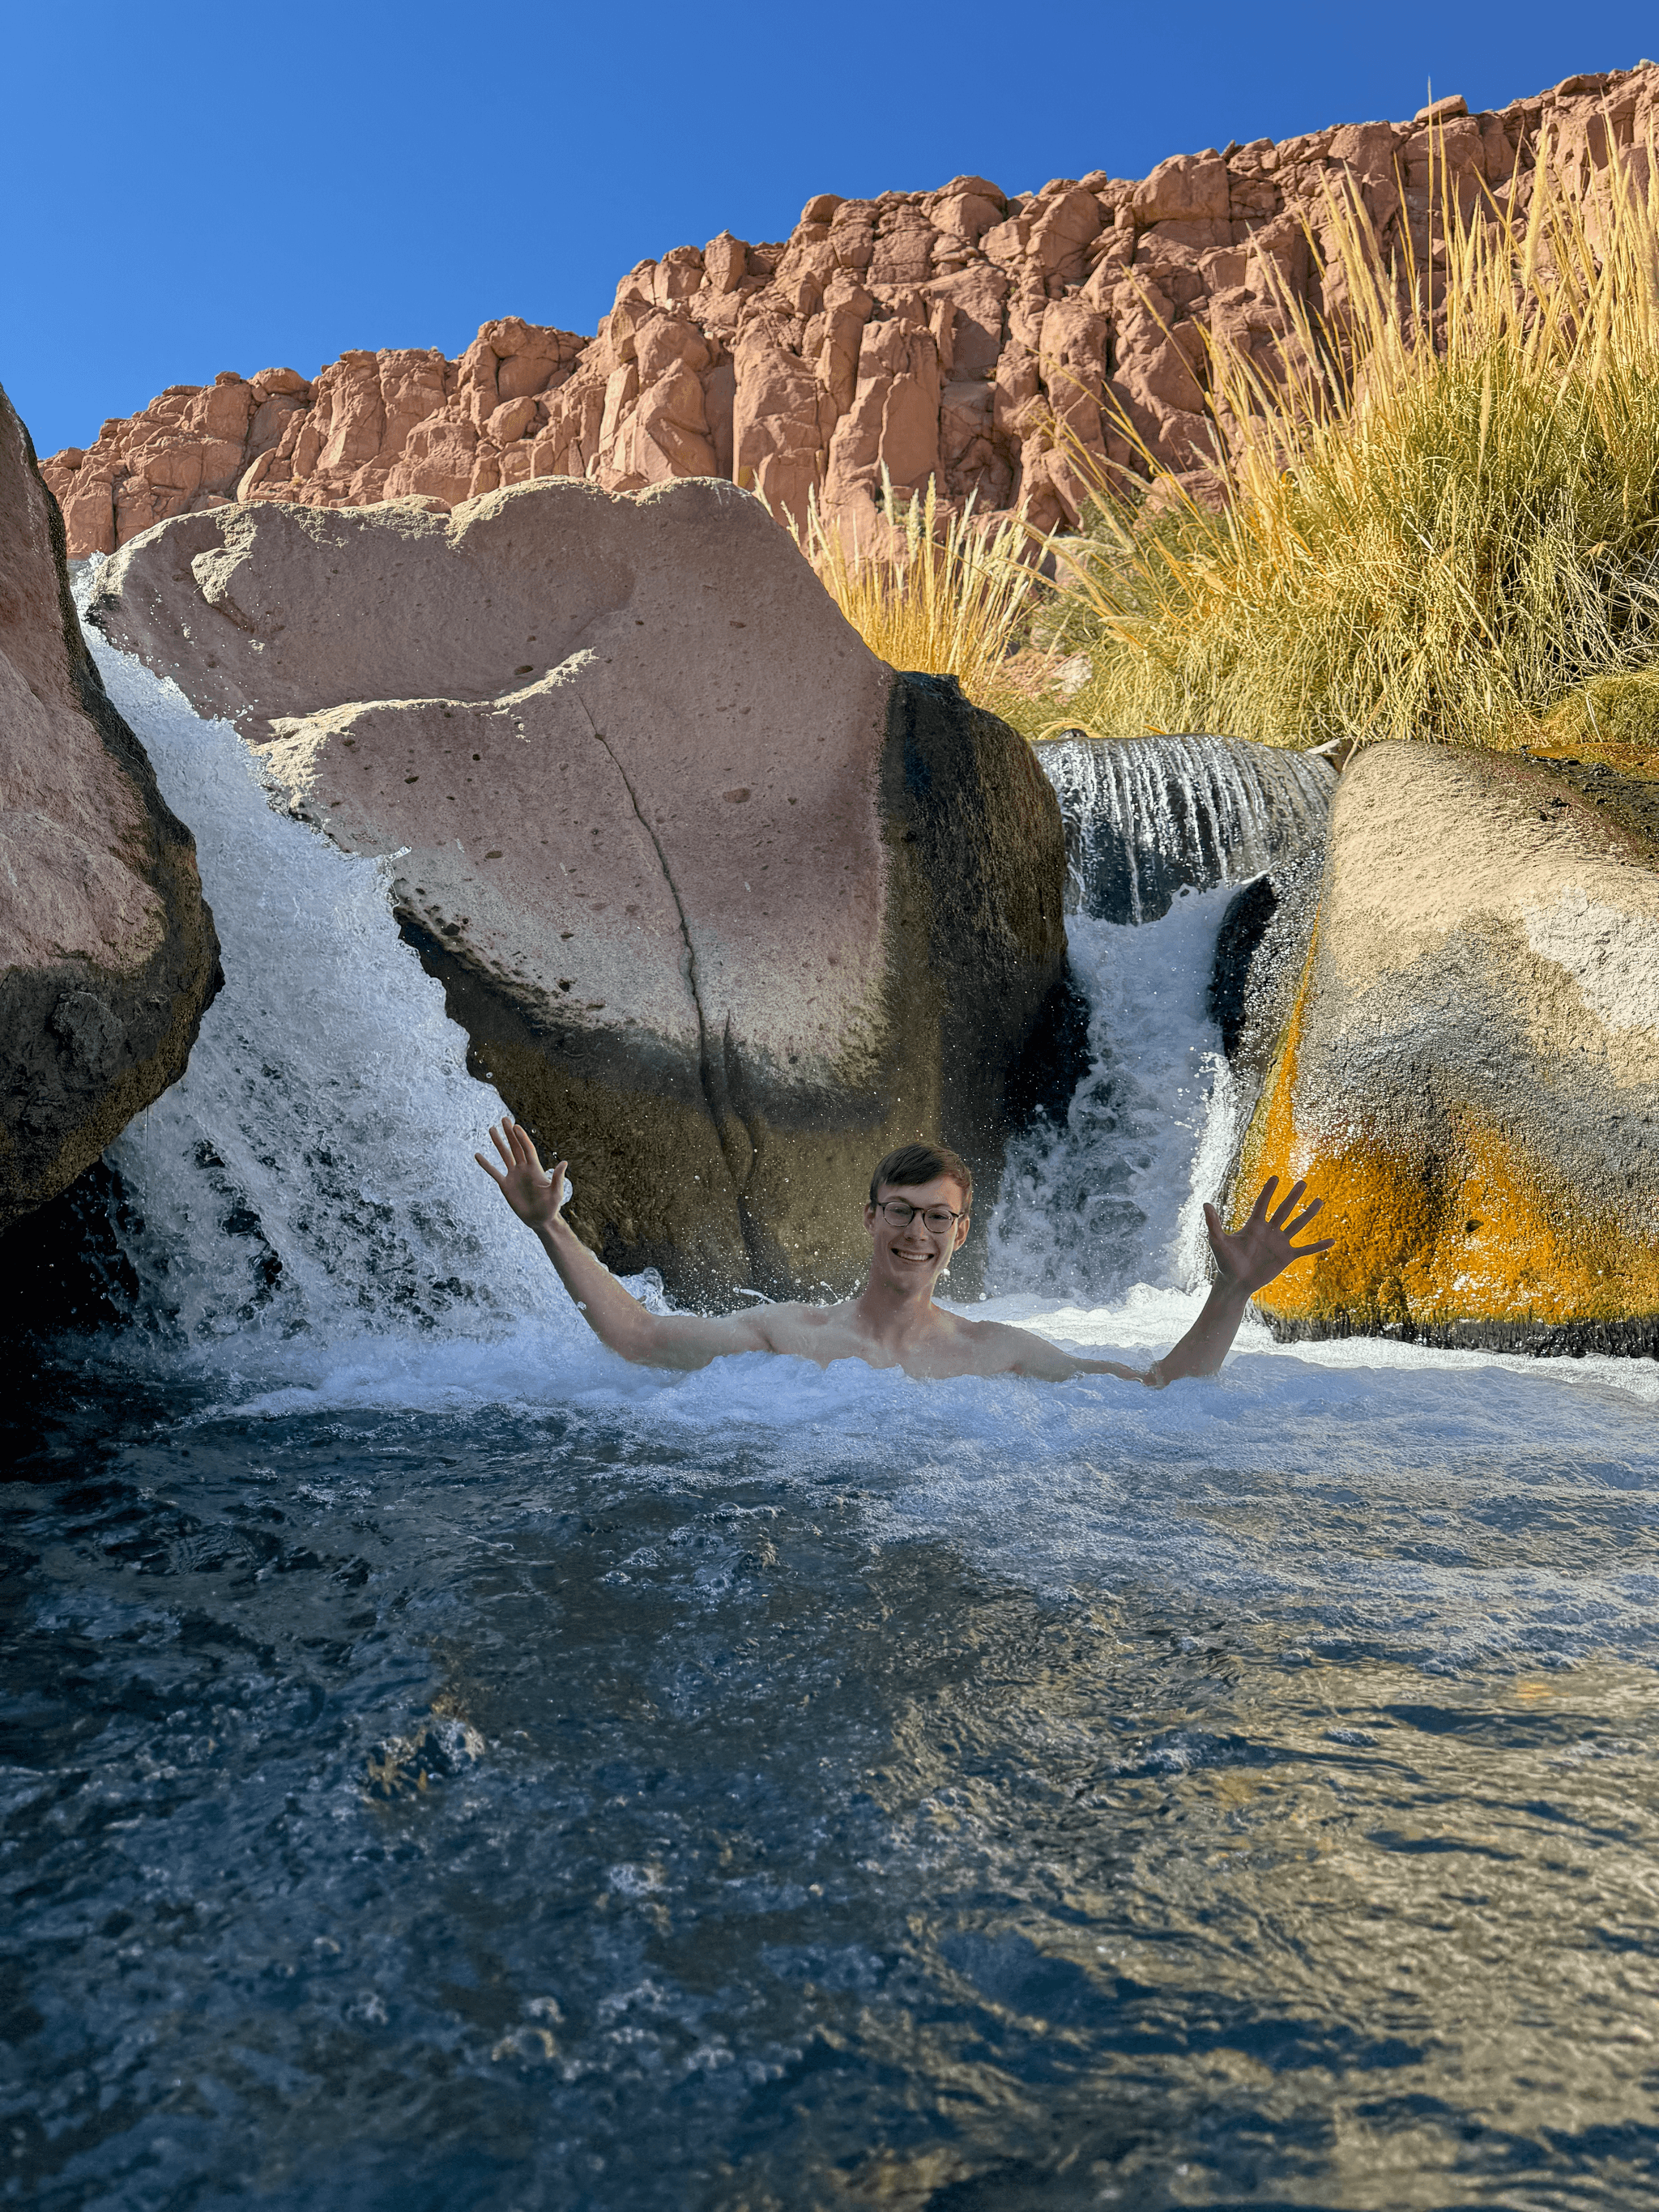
1222, 740, 1659, 1342
1234, 958, 1659, 1335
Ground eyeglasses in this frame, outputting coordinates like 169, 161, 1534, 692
873, 1200, 966, 1232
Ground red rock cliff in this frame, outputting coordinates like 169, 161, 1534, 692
40, 66, 1659, 559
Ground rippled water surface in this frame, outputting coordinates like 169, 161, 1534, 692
6, 582, 1657, 2208
6, 1339, 1659, 2211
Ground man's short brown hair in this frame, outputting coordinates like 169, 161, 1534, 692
868, 1142, 973, 1212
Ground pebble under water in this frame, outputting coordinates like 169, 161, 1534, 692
4, 609, 1659, 2210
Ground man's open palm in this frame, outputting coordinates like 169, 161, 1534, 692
1203, 1175, 1333, 1297
475, 1118, 568, 1231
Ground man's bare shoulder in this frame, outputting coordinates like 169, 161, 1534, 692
935, 1313, 1075, 1378
747, 1299, 859, 1357
935, 1313, 1145, 1383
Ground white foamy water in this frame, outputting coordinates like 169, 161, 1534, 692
987, 887, 1243, 1304
80, 571, 580, 1374
1039, 730, 1334, 921
76, 588, 1657, 1578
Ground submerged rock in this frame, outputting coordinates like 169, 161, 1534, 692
91, 479, 1069, 1300
1231, 740, 1659, 1354
0, 382, 220, 1236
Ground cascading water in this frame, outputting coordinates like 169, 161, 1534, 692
11, 624, 1659, 2212
987, 888, 1246, 1303
987, 732, 1330, 1306
74, 564, 586, 1373
1039, 729, 1335, 923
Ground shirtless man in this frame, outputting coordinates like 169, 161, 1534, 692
476, 1123, 1333, 1384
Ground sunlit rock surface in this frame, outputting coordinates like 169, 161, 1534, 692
39, 67, 1659, 555
91, 478, 1070, 1300
1233, 740, 1659, 1353
0, 381, 220, 1234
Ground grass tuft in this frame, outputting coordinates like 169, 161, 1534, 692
1045, 131, 1659, 755
790, 470, 1049, 723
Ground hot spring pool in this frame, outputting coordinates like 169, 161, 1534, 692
8, 1334, 1659, 2210
4, 590, 1658, 2210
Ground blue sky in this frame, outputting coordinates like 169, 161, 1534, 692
3, 0, 1653, 458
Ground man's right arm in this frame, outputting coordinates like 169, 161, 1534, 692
476, 1119, 768, 1371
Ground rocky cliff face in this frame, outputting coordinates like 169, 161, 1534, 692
40, 68, 1658, 559
0, 383, 220, 1233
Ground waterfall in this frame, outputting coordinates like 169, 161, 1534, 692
72, 569, 577, 1365
1037, 731, 1336, 923
66, 587, 1335, 1357
987, 734, 1333, 1304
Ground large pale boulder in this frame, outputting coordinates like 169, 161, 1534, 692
0, 383, 220, 1234
91, 479, 1071, 1300
1230, 741, 1659, 1353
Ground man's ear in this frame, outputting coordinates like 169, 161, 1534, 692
954, 1213, 971, 1250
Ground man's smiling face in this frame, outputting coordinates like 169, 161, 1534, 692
864, 1175, 970, 1294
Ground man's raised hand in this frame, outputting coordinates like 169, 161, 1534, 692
1202, 1175, 1334, 1298
475, 1118, 567, 1233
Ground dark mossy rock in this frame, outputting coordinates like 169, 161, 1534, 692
0, 382, 220, 1241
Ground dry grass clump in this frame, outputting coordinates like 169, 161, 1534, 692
790, 471, 1049, 722
1049, 136, 1659, 753
1539, 664, 1659, 752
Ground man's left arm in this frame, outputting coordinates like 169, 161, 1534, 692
994, 1175, 1333, 1386
1145, 1177, 1333, 1384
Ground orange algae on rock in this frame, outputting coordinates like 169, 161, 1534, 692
1238, 1039, 1659, 1336
1227, 741, 1659, 1352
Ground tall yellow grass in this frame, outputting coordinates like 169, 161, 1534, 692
1049, 134, 1659, 751
790, 471, 1047, 717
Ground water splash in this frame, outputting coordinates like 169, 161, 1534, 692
75, 565, 574, 1362
1037, 731, 1335, 923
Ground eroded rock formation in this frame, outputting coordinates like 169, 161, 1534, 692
1230, 741, 1659, 1354
89, 479, 1072, 1301
0, 383, 220, 1233
40, 69, 1659, 558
